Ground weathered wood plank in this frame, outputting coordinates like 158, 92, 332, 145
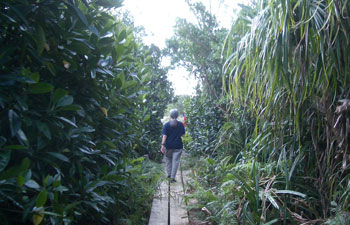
149, 160, 189, 225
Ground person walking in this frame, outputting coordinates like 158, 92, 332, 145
161, 109, 185, 182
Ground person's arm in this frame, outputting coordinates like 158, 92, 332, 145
161, 135, 167, 154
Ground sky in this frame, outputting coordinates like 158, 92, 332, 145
122, 0, 245, 95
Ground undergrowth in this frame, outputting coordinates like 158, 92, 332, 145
184, 155, 321, 224
120, 159, 164, 225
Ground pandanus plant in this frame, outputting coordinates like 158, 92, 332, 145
221, 0, 350, 223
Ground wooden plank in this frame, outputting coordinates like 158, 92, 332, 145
149, 161, 189, 225
169, 171, 188, 224
148, 180, 168, 225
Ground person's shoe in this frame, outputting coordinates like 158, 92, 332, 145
171, 178, 176, 183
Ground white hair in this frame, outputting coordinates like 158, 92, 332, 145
169, 109, 179, 119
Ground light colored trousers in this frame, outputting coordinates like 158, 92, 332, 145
165, 149, 182, 179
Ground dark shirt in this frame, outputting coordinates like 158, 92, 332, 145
162, 121, 185, 149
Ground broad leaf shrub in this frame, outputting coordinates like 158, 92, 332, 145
184, 91, 225, 158
0, 1, 169, 224
137, 45, 174, 161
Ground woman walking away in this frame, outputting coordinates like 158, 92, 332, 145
160, 109, 185, 183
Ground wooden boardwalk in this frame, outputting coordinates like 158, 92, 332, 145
148, 158, 189, 225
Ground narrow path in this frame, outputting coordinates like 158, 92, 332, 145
148, 155, 190, 225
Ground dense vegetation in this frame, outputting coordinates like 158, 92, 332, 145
168, 0, 350, 224
166, 2, 226, 157
0, 0, 171, 224
2, 0, 350, 224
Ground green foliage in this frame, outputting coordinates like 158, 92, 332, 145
0, 0, 170, 224
325, 209, 350, 225
216, 107, 255, 161
113, 158, 164, 225
165, 1, 226, 99
164, 95, 190, 120
165, 2, 226, 158
218, 0, 350, 223
138, 44, 174, 161
187, 156, 316, 224
184, 92, 225, 157
180, 1, 350, 222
